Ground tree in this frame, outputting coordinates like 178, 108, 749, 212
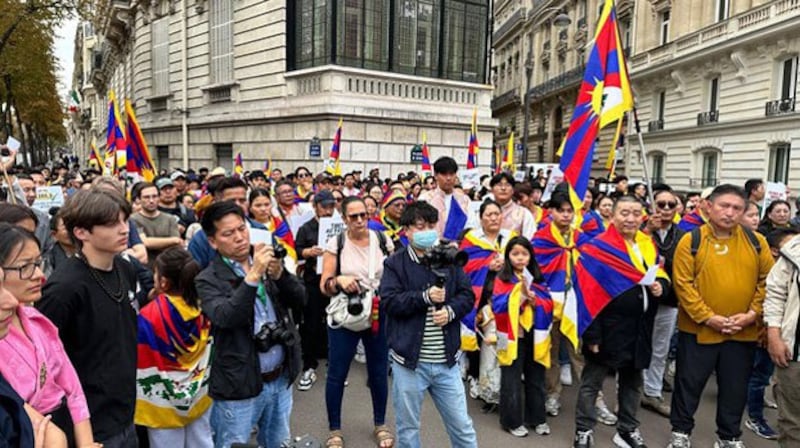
0, 0, 89, 58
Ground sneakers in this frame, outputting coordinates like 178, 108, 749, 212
641, 395, 671, 417
745, 417, 778, 440
667, 431, 691, 448
613, 429, 647, 448
354, 341, 366, 364
596, 401, 619, 426
764, 395, 778, 409
561, 364, 573, 386
507, 425, 528, 437
533, 423, 551, 436
574, 430, 594, 448
296, 368, 316, 391
468, 377, 479, 400
545, 396, 561, 417
713, 439, 746, 448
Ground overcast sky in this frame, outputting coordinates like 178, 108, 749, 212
54, 18, 78, 101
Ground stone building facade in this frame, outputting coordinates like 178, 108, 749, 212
69, 0, 496, 177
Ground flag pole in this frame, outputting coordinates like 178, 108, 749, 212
631, 107, 656, 210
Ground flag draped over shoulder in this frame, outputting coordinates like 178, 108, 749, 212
105, 90, 126, 176
135, 294, 212, 428
565, 225, 669, 348
267, 215, 297, 261
325, 118, 343, 176
558, 0, 633, 223
457, 231, 504, 351
125, 100, 157, 182
677, 209, 707, 232
531, 280, 554, 368
533, 223, 588, 320
467, 109, 479, 169
580, 209, 606, 240
492, 273, 533, 366
421, 132, 432, 177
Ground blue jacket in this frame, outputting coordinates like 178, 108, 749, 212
379, 246, 474, 370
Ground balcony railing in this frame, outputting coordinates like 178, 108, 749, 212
491, 88, 521, 112
648, 119, 664, 132
493, 8, 526, 43
765, 97, 797, 116
697, 110, 720, 125
630, 0, 800, 73
529, 64, 586, 100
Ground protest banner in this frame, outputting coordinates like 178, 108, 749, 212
762, 182, 788, 219
32, 186, 65, 213
317, 214, 345, 274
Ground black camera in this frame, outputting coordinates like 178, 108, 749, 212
422, 240, 468, 270
0, 147, 9, 157
346, 290, 365, 315
254, 319, 296, 352
273, 244, 287, 259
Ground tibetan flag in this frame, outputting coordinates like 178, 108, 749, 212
492, 273, 533, 366
557, 0, 634, 227
504, 133, 515, 173
604, 118, 624, 173
532, 222, 589, 321
88, 139, 103, 168
268, 215, 297, 261
421, 132, 432, 177
458, 231, 504, 351
677, 209, 707, 232
125, 99, 157, 183
105, 90, 126, 175
325, 118, 343, 176
443, 196, 468, 241
233, 152, 244, 178
264, 156, 272, 173
565, 225, 669, 349
531, 280, 554, 368
580, 209, 606, 240
467, 109, 479, 169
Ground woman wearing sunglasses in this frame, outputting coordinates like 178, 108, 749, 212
0, 223, 100, 447
320, 197, 395, 448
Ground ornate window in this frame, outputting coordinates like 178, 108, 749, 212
209, 0, 234, 83
768, 143, 791, 184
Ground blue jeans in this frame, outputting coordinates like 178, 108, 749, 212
326, 325, 388, 430
211, 375, 292, 448
392, 361, 477, 448
747, 347, 775, 421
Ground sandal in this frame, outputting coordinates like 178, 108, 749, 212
373, 425, 395, 448
326, 430, 344, 448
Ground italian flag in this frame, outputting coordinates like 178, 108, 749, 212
68, 90, 80, 113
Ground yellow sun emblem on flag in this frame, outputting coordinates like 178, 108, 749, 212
591, 80, 606, 116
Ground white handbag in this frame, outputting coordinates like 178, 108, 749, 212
326, 231, 378, 332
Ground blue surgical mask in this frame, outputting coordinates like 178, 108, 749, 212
411, 229, 438, 250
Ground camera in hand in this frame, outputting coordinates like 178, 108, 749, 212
346, 290, 365, 315
422, 240, 468, 270
273, 244, 288, 259
254, 319, 296, 352
0, 147, 9, 157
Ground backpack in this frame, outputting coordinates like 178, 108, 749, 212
335, 230, 390, 276
689, 225, 761, 275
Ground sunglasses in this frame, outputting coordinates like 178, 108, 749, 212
656, 201, 678, 210
347, 212, 368, 221
297, 173, 311, 179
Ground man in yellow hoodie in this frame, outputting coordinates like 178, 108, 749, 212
667, 184, 774, 448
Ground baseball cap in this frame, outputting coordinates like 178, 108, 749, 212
314, 190, 336, 206
170, 171, 187, 181
209, 166, 226, 178
155, 177, 174, 190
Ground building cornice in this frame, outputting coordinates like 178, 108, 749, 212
636, 111, 800, 140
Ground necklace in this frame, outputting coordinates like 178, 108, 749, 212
78, 254, 126, 303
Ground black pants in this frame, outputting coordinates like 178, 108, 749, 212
669, 332, 756, 440
499, 333, 546, 429
575, 358, 642, 433
300, 279, 329, 371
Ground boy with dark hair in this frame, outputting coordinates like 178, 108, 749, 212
418, 157, 470, 240
131, 181, 182, 267
38, 189, 141, 447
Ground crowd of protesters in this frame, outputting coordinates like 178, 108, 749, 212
0, 147, 798, 448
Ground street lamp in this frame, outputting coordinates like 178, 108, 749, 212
521, 9, 571, 172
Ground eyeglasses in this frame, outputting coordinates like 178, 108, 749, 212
656, 201, 678, 210
297, 173, 311, 179
334, 197, 343, 203
3, 259, 43, 280
277, 189, 294, 196
347, 212, 368, 221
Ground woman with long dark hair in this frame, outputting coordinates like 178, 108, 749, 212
758, 199, 794, 235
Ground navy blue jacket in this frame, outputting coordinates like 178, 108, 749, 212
379, 246, 474, 370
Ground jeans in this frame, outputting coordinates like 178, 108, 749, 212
147, 409, 213, 448
325, 324, 388, 430
300, 280, 329, 371
575, 358, 642, 433
392, 361, 478, 448
643, 305, 678, 397
774, 362, 800, 446
98, 424, 138, 448
211, 375, 292, 448
500, 333, 546, 429
747, 347, 775, 421
670, 332, 755, 440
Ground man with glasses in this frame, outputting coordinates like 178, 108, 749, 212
641, 188, 684, 418
130, 180, 182, 267
490, 172, 536, 239
274, 180, 313, 222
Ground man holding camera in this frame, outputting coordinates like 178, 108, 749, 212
195, 201, 305, 448
380, 201, 478, 448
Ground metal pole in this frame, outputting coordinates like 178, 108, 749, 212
522, 48, 533, 175
631, 108, 656, 210
181, 0, 189, 170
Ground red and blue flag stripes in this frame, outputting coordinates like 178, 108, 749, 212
677, 209, 707, 232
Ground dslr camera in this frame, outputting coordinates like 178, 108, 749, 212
273, 244, 288, 259
345, 289, 365, 315
254, 318, 296, 352
421, 240, 468, 270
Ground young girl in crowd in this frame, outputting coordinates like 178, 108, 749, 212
492, 236, 548, 438
135, 247, 213, 448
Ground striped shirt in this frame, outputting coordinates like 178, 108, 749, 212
408, 248, 449, 363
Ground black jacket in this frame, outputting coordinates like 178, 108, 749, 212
196, 254, 306, 400
379, 246, 474, 370
652, 225, 684, 308
581, 278, 668, 370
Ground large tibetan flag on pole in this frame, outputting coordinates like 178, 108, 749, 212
125, 99, 157, 183
325, 118, 343, 176
558, 0, 633, 217
88, 138, 103, 168
421, 132, 432, 177
233, 152, 244, 178
467, 109, 479, 169
105, 90, 127, 176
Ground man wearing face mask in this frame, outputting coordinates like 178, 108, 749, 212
380, 201, 478, 448
294, 190, 336, 392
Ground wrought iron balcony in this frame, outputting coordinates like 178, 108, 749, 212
697, 110, 719, 125
765, 97, 796, 116
529, 63, 586, 100
491, 88, 521, 112
648, 119, 664, 132
493, 8, 526, 43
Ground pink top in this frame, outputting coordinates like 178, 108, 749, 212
0, 305, 90, 423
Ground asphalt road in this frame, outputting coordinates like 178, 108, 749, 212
289, 361, 776, 447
